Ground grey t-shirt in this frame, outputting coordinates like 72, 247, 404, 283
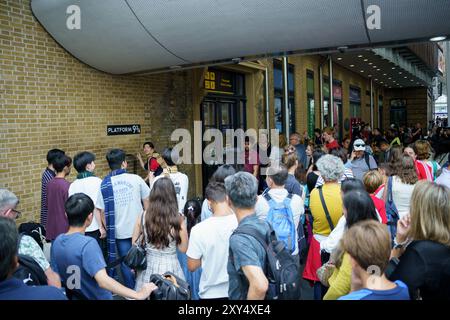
350, 155, 378, 180
227, 214, 270, 300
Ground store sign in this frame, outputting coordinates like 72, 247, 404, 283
349, 87, 361, 102
107, 124, 141, 136
205, 70, 234, 94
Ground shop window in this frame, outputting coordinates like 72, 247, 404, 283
273, 59, 296, 135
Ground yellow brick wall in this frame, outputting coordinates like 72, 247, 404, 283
0, 0, 196, 224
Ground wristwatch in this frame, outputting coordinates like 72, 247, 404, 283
393, 237, 408, 249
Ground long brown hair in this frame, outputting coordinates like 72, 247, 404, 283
388, 145, 403, 176
396, 155, 418, 185
144, 177, 181, 249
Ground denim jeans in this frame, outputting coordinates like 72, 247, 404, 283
116, 238, 135, 289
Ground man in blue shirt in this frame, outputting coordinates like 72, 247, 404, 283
338, 220, 410, 300
0, 216, 67, 300
51, 193, 156, 300
225, 172, 270, 300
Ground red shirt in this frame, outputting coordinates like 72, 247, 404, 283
370, 195, 387, 224
326, 140, 339, 151
415, 160, 433, 181
148, 157, 160, 172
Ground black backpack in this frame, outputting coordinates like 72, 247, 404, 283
13, 234, 48, 286
232, 224, 301, 300
18, 222, 46, 250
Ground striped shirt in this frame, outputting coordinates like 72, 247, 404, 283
41, 168, 55, 226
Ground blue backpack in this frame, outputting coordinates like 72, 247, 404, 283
386, 176, 400, 245
264, 193, 296, 253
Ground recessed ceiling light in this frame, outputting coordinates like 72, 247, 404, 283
368, 74, 372, 77
411, 79, 414, 82
388, 77, 392, 80
368, 62, 373, 65
383, 73, 387, 76
358, 55, 363, 58
399, 72, 402, 74
404, 76, 408, 79
377, 69, 380, 71
392, 67, 396, 70
360, 70, 364, 73
380, 81, 384, 84
350, 64, 355, 67
364, 59, 368, 62
373, 66, 377, 68
375, 79, 378, 81
337, 57, 343, 60
430, 36, 446, 42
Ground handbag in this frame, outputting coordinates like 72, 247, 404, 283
124, 212, 147, 270
149, 272, 191, 300
316, 261, 335, 287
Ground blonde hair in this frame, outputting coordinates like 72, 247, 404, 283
323, 127, 334, 135
409, 181, 450, 247
363, 170, 383, 194
342, 220, 391, 273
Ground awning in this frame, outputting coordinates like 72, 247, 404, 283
31, 0, 450, 74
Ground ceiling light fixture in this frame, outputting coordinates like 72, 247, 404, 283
430, 36, 446, 42
358, 55, 363, 58
350, 64, 355, 67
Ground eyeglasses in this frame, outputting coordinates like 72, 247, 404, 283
11, 209, 21, 220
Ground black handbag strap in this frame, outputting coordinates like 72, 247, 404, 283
318, 187, 335, 231
106, 212, 146, 269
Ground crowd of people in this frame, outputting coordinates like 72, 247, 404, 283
1, 123, 449, 300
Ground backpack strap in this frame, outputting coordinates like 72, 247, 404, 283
318, 187, 335, 231
364, 152, 372, 170
263, 192, 272, 203
387, 176, 394, 203
233, 226, 269, 251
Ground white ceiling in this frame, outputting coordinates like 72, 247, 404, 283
31, 0, 450, 74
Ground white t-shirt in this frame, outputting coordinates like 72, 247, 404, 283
186, 214, 238, 299
255, 188, 304, 255
68, 176, 102, 232
320, 215, 346, 254
152, 172, 189, 213
96, 173, 150, 239
392, 176, 415, 219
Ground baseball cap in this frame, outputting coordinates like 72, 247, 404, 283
353, 139, 366, 151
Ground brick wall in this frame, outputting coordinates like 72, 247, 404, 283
0, 0, 196, 224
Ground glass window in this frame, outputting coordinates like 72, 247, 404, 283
273, 59, 296, 134
274, 97, 283, 133
349, 86, 361, 118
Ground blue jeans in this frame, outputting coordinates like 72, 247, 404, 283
116, 238, 135, 289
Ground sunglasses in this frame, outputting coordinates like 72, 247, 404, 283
354, 144, 365, 148
11, 209, 22, 220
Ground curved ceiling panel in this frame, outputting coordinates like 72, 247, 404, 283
127, 0, 368, 63
31, 0, 186, 74
365, 0, 450, 43
31, 0, 450, 74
